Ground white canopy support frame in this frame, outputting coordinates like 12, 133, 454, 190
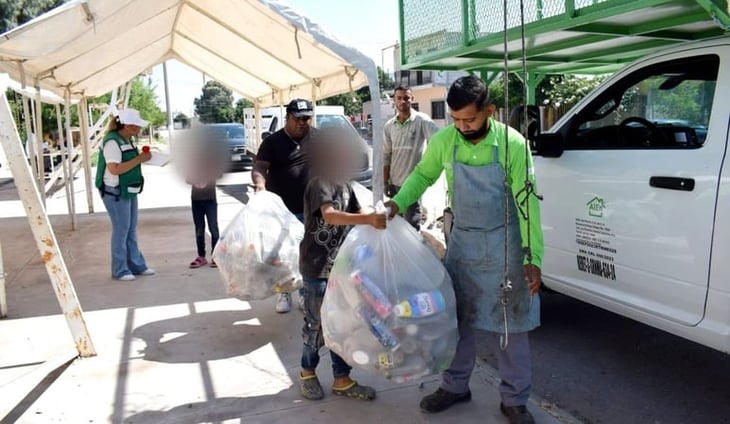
0, 238, 6, 318
63, 88, 78, 230
78, 97, 94, 214
55, 103, 75, 230
33, 87, 45, 205
0, 0, 384, 356
0, 83, 95, 356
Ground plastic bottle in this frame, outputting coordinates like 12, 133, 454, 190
357, 304, 399, 348
352, 271, 393, 318
387, 356, 429, 384
376, 349, 405, 370
393, 291, 446, 318
352, 244, 373, 264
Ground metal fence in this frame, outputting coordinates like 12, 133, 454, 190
400, 0, 611, 65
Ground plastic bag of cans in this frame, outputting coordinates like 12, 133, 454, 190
321, 213, 458, 383
213, 191, 304, 300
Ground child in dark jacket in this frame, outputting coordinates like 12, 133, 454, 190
297, 128, 386, 401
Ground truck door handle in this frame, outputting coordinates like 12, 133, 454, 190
649, 176, 695, 191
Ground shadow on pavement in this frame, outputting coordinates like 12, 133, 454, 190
216, 182, 252, 204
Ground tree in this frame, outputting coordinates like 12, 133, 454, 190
318, 66, 396, 117
194, 80, 235, 124
234, 97, 254, 123
1, 0, 68, 142
173, 112, 190, 129
127, 78, 166, 127
0, 0, 66, 33
540, 74, 606, 110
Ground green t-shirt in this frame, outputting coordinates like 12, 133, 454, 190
392, 117, 544, 267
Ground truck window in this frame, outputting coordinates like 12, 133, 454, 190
569, 55, 718, 150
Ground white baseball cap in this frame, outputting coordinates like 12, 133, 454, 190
118, 108, 149, 127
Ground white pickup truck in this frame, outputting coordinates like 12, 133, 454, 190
531, 37, 730, 354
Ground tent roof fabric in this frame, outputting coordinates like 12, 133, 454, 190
0, 0, 369, 106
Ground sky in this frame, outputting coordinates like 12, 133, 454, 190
150, 0, 400, 117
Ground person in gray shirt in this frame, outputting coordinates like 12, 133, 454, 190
383, 85, 440, 230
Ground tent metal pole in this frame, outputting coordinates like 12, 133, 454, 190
34, 87, 46, 206
123, 82, 132, 109
163, 62, 173, 143
21, 95, 36, 180
0, 238, 6, 318
254, 101, 262, 154
0, 90, 96, 356
78, 97, 94, 213
55, 103, 73, 227
64, 90, 77, 229
366, 71, 384, 204
311, 83, 317, 128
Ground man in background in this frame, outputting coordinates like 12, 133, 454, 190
383, 85, 439, 230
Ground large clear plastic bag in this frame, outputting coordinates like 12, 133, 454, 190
321, 214, 458, 383
213, 191, 304, 300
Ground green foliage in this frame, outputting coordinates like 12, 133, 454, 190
540, 74, 606, 109
233, 97, 254, 123
319, 92, 362, 117
488, 73, 526, 108
0, 0, 66, 33
318, 67, 395, 116
173, 112, 190, 128
194, 80, 235, 123
127, 78, 166, 127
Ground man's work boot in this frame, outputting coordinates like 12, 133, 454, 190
500, 403, 535, 424
419, 388, 471, 413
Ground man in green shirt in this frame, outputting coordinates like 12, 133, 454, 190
386, 75, 543, 424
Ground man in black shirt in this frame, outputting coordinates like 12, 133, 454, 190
252, 99, 314, 313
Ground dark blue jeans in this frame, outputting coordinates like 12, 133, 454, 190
301, 277, 352, 377
191, 199, 219, 257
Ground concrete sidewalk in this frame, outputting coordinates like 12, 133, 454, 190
0, 166, 577, 423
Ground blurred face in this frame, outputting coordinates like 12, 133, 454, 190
285, 114, 311, 140
450, 103, 494, 141
119, 124, 142, 139
394, 89, 413, 114
310, 129, 358, 181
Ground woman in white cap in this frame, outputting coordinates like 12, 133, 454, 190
94, 108, 155, 281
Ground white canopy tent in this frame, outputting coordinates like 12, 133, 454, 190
0, 0, 385, 357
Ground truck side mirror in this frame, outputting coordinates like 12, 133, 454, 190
532, 133, 564, 158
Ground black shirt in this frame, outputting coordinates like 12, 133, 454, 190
256, 128, 311, 215
299, 177, 361, 279
191, 182, 217, 201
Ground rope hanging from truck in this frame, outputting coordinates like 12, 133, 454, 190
500, 0, 543, 350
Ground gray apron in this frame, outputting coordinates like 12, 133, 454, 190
444, 144, 539, 333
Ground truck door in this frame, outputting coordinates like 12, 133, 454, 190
537, 50, 727, 326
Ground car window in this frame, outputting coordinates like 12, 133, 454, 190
210, 125, 244, 139
569, 55, 718, 150
316, 114, 360, 138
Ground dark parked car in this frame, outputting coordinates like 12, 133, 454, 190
208, 123, 253, 170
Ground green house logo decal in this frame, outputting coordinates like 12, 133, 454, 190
587, 197, 606, 218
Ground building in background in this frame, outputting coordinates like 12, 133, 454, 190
390, 43, 468, 127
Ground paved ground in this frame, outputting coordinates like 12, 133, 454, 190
0, 164, 576, 423
480, 292, 730, 424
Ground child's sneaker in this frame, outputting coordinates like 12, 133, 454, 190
332, 381, 376, 401
299, 373, 324, 400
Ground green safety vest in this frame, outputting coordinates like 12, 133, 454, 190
95, 131, 144, 199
